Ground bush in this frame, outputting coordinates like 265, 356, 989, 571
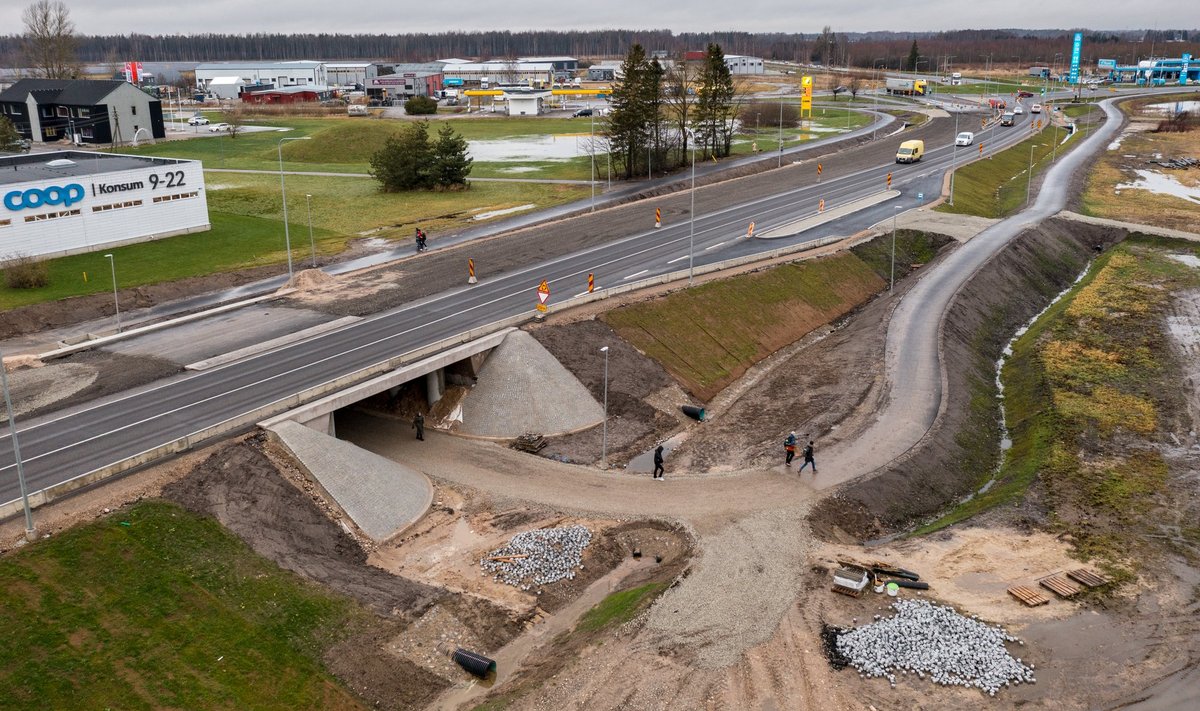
737, 101, 800, 130
404, 96, 438, 115
3, 253, 49, 289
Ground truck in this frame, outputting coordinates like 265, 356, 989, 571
885, 78, 927, 96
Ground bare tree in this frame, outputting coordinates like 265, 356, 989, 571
662, 53, 700, 168
847, 74, 864, 100
21, 0, 78, 79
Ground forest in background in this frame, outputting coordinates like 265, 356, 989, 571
1, 28, 1197, 68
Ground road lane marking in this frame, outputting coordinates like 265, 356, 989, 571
623, 270, 649, 280
666, 255, 689, 264
704, 241, 727, 251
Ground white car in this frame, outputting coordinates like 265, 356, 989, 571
208, 122, 233, 132
187, 115, 209, 126
955, 131, 975, 146
1012, 105, 1025, 115
1030, 104, 1043, 114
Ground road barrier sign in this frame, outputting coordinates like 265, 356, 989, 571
655, 207, 661, 228
817, 163, 823, 182
536, 279, 550, 312
588, 273, 594, 293
979, 143, 984, 156
886, 172, 892, 188
747, 222, 755, 238
468, 258, 476, 284
818, 198, 825, 212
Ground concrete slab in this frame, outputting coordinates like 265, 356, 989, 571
103, 305, 334, 365
267, 420, 433, 542
867, 208, 1000, 243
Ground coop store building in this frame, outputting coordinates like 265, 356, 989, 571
1, 152, 209, 260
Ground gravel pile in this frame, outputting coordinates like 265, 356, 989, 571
460, 330, 605, 437
481, 525, 592, 590
836, 599, 1035, 696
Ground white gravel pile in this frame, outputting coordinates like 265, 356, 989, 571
836, 599, 1035, 696
459, 330, 604, 437
481, 525, 592, 590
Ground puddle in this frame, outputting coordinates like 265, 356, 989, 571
500, 166, 541, 174
1116, 169, 1200, 204
473, 204, 536, 221
1145, 100, 1200, 114
626, 431, 690, 473
430, 556, 653, 710
468, 134, 600, 162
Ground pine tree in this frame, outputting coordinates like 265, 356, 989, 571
694, 43, 736, 158
0, 116, 25, 153
369, 121, 432, 191
430, 123, 473, 188
907, 40, 920, 73
605, 43, 652, 180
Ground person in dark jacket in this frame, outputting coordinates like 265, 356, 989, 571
652, 445, 665, 479
413, 412, 425, 441
784, 431, 797, 466
799, 440, 816, 473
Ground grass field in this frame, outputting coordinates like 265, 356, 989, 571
1081, 122, 1200, 232
0, 502, 365, 709
937, 119, 1081, 218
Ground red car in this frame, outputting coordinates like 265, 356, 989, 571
1017, 90, 1035, 99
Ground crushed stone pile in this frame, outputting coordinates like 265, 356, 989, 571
281, 268, 337, 292
480, 525, 592, 591
836, 599, 1035, 696
459, 330, 604, 437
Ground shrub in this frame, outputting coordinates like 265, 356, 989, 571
404, 96, 438, 115
2, 253, 49, 289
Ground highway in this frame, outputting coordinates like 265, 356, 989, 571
0, 98, 1066, 509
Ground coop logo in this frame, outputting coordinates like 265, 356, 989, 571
3, 183, 85, 211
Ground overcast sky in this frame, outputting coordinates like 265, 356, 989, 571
0, 1, 1187, 38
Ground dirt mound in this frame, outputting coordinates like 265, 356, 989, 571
459, 330, 604, 438
2, 354, 42, 372
9, 350, 180, 422
281, 268, 337, 292
811, 218, 1129, 538
162, 436, 443, 617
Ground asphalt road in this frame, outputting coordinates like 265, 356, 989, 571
0, 98, 1075, 508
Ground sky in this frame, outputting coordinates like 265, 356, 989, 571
0, 1, 1188, 37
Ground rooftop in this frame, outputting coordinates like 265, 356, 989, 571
0, 151, 195, 187
195, 61, 324, 70
0, 79, 136, 106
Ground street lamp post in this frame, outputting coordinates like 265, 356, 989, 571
305, 193, 316, 268
890, 206, 901, 293
777, 96, 784, 167
685, 127, 698, 285
949, 109, 960, 206
599, 346, 609, 466
1026, 143, 1043, 206
278, 136, 311, 279
0, 348, 36, 541
104, 253, 120, 332
590, 110, 595, 211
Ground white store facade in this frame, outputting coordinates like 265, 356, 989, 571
1, 152, 209, 260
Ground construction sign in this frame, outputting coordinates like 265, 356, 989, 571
468, 259, 476, 284
979, 143, 984, 156
886, 172, 892, 188
801, 76, 813, 117
536, 279, 550, 313
818, 198, 825, 213
588, 273, 595, 293
747, 222, 755, 238
655, 207, 661, 228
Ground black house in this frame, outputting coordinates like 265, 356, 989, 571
0, 79, 165, 146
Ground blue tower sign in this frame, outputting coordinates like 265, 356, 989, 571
1069, 32, 1083, 84
1183, 54, 1192, 86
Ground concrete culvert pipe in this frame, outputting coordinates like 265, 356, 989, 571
453, 648, 497, 678
681, 405, 706, 421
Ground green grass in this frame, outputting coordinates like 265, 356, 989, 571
937, 122, 1080, 218
577, 583, 666, 632
0, 501, 365, 710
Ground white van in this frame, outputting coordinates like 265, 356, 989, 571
955, 131, 975, 146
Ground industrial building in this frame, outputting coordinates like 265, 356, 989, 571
1103, 55, 1197, 85
195, 61, 329, 99
0, 79, 165, 146
439, 59, 558, 88
0, 151, 209, 260
325, 62, 373, 88
681, 52, 766, 75
366, 63, 445, 102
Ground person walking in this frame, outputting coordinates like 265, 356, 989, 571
652, 445, 665, 480
784, 431, 797, 466
413, 412, 425, 441
799, 440, 817, 474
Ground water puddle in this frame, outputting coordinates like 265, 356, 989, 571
626, 431, 690, 472
1115, 169, 1200, 204
472, 204, 536, 221
1145, 100, 1200, 114
468, 134, 598, 162
429, 556, 653, 710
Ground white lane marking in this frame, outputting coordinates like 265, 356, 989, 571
623, 270, 649, 280
704, 240, 727, 251
666, 255, 689, 264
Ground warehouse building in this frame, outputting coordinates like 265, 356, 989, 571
195, 61, 328, 99
366, 63, 445, 101
0, 151, 209, 260
0, 79, 164, 146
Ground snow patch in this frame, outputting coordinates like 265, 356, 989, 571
1115, 169, 1200, 204
473, 204, 536, 221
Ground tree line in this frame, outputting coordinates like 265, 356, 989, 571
2, 27, 1196, 69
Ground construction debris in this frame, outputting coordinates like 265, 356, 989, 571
832, 565, 871, 597
510, 433, 548, 453
836, 599, 1036, 696
1007, 585, 1051, 607
1148, 157, 1199, 170
480, 525, 592, 590
1038, 572, 1083, 599
1066, 568, 1108, 588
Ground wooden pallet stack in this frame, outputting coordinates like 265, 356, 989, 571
1008, 568, 1109, 607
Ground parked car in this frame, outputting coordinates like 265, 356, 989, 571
187, 115, 209, 125
572, 108, 593, 118
208, 122, 233, 132
1000, 112, 1016, 127
1012, 105, 1025, 115
955, 131, 975, 146
1030, 103, 1042, 114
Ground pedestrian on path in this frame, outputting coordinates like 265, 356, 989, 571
652, 445, 665, 480
784, 431, 797, 466
799, 440, 817, 474
413, 412, 425, 441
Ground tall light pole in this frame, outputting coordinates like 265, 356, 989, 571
777, 96, 784, 167
104, 253, 120, 332
305, 193, 316, 268
599, 346, 609, 466
590, 110, 595, 211
949, 109, 960, 206
1026, 143, 1043, 206
0, 348, 36, 541
278, 136, 311, 279
685, 127, 698, 285
890, 206, 901, 293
